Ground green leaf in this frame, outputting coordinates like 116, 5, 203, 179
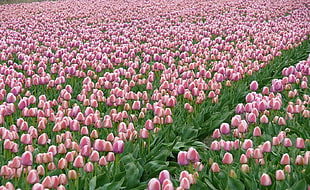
100, 178, 125, 190
203, 178, 218, 190
89, 176, 96, 190
227, 177, 245, 190
181, 125, 199, 140
144, 161, 169, 176
95, 173, 110, 188
288, 179, 307, 190
125, 162, 142, 188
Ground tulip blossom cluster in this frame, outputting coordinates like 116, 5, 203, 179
148, 170, 198, 190
0, 0, 309, 189
210, 54, 310, 188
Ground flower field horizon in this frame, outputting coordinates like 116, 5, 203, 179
0, 0, 309, 189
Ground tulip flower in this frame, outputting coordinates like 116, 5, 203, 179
260, 173, 272, 186
210, 162, 220, 173
222, 152, 233, 165
148, 178, 161, 190
178, 151, 189, 165
250, 81, 259, 91
21, 151, 33, 166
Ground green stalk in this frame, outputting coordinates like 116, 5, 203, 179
188, 162, 194, 174
84, 172, 88, 190
148, 134, 151, 155
114, 153, 119, 176
75, 176, 79, 189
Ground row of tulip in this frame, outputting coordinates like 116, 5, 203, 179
0, 0, 309, 189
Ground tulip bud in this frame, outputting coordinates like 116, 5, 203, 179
27, 169, 39, 184
148, 178, 160, 190
222, 152, 233, 165
240, 164, 249, 173
159, 170, 170, 184
21, 151, 33, 166
275, 170, 285, 181
177, 151, 189, 165
210, 162, 220, 173
68, 170, 77, 180
260, 173, 272, 186
113, 140, 124, 153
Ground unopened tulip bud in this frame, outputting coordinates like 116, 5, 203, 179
148, 178, 160, 190
84, 162, 94, 173
187, 147, 200, 163
295, 138, 305, 149
275, 170, 285, 181
27, 169, 39, 184
229, 170, 237, 178
113, 140, 124, 153
68, 170, 77, 180
177, 151, 189, 165
159, 170, 170, 184
260, 173, 272, 186
180, 177, 190, 189
240, 164, 249, 173
222, 153, 233, 164
280, 153, 290, 165
210, 162, 220, 173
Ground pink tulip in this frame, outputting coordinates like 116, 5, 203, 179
253, 148, 263, 159
84, 162, 94, 173
159, 170, 170, 184
180, 177, 190, 189
132, 101, 141, 110
187, 147, 200, 163
58, 158, 68, 170
73, 155, 84, 168
210, 141, 220, 151
295, 155, 304, 165
260, 115, 269, 124
220, 123, 230, 135
295, 138, 305, 149
113, 140, 124, 153
260, 173, 272, 186
222, 152, 233, 165
242, 136, 253, 148
250, 81, 258, 91
240, 154, 248, 164
283, 138, 292, 147
139, 128, 149, 139
106, 152, 115, 162
280, 153, 290, 165
42, 176, 53, 189
27, 169, 39, 184
99, 156, 108, 166
177, 151, 189, 165
148, 178, 161, 190
32, 183, 44, 190
262, 141, 272, 153
212, 129, 221, 139
20, 134, 32, 145
210, 162, 220, 173
275, 170, 285, 181
21, 151, 33, 166
253, 126, 262, 137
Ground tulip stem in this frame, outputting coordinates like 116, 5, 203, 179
114, 153, 119, 176
148, 135, 151, 154
189, 162, 194, 174
9, 114, 13, 125
75, 177, 79, 189
84, 172, 88, 190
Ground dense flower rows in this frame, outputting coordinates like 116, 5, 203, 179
0, 0, 309, 189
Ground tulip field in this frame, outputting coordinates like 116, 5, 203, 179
0, 0, 310, 189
